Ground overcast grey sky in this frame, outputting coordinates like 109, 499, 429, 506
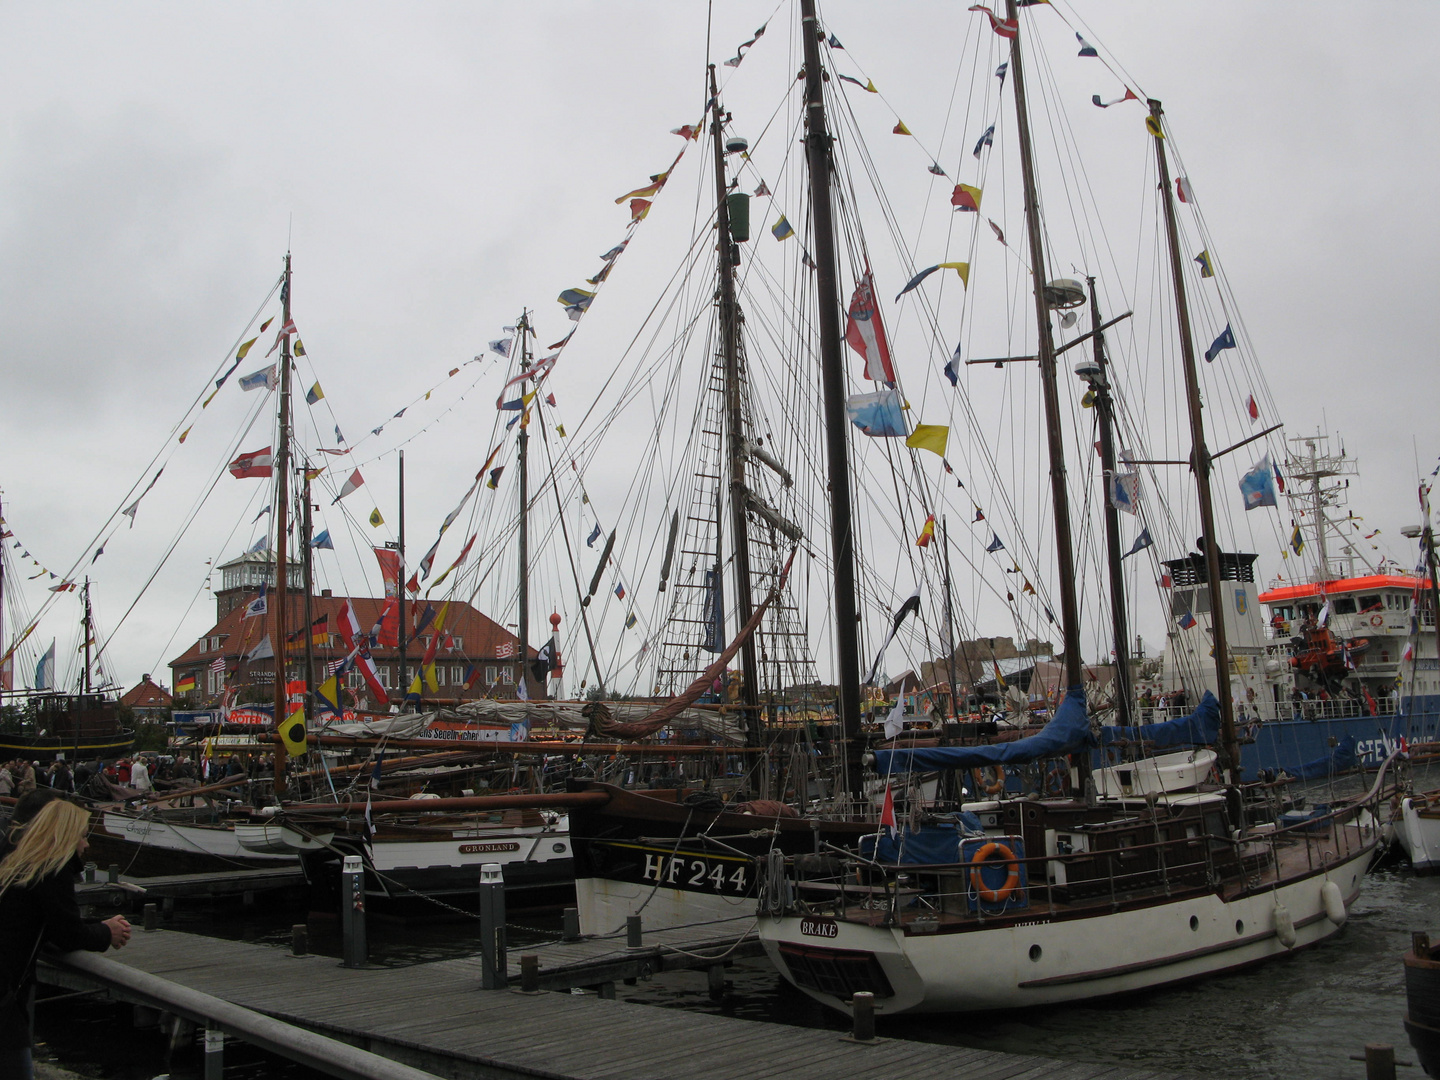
2, 2, 1436, 692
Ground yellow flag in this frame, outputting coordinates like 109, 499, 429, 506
556, 424, 567, 437
316, 675, 341, 714
893, 120, 912, 136
293, 338, 306, 357
905, 424, 949, 458
278, 707, 308, 757
409, 673, 424, 698
178, 426, 192, 444
369, 508, 384, 527
937, 261, 970, 286
1081, 389, 1096, 408
1145, 115, 1164, 138
202, 387, 219, 409
864, 80, 877, 94
236, 336, 259, 361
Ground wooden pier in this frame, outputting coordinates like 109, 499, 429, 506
43, 928, 1193, 1080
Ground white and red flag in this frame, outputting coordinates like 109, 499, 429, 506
844, 271, 896, 384
228, 446, 273, 479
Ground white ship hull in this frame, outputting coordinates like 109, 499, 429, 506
760, 845, 1372, 1015
101, 811, 296, 863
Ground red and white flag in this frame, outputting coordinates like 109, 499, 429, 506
228, 446, 273, 479
334, 469, 364, 503
1247, 394, 1259, 423
844, 271, 896, 384
879, 783, 897, 838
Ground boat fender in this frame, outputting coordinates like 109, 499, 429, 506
1273, 902, 1296, 948
1321, 880, 1346, 925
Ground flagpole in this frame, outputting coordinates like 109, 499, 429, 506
1084, 279, 1134, 727
941, 518, 960, 720
709, 65, 762, 746
800, 0, 865, 802
1148, 98, 1240, 785
273, 252, 293, 798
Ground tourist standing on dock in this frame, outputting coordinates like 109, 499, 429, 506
0, 800, 130, 1079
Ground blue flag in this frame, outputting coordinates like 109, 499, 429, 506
1239, 453, 1278, 511
311, 529, 334, 549
944, 344, 962, 387
1204, 324, 1236, 363
586, 523, 602, 547
1123, 528, 1154, 559
845, 389, 906, 437
986, 534, 1005, 553
972, 123, 994, 159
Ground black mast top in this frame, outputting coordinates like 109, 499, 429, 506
799, 0, 864, 792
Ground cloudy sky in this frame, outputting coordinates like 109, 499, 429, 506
2, 2, 1436, 693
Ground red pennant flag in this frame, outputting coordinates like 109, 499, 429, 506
1247, 394, 1259, 422
879, 784, 897, 837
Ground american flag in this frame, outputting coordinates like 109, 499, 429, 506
209, 657, 225, 672
327, 659, 345, 675
496, 641, 515, 658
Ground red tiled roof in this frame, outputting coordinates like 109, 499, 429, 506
120, 678, 173, 708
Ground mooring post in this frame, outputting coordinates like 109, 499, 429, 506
340, 854, 366, 969
107, 864, 119, 884
851, 992, 875, 1042
143, 903, 158, 932
479, 863, 507, 990
291, 924, 309, 957
598, 981, 616, 1000
162, 896, 175, 919
520, 954, 539, 993
1365, 1044, 1397, 1080
203, 1022, 224, 1080
626, 914, 643, 950
562, 907, 580, 942
707, 964, 725, 1002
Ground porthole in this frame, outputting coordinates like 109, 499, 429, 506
1189, 916, 1199, 931
1029, 944, 1042, 962
553, 843, 568, 853
1235, 919, 1244, 935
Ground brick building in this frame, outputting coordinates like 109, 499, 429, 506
168, 551, 545, 710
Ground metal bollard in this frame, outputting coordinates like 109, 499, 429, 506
851, 992, 875, 1042
562, 907, 581, 942
143, 903, 158, 932
1365, 1044, 1397, 1080
626, 914, 643, 949
203, 1023, 224, 1080
479, 863, 507, 989
520, 954, 539, 993
83, 862, 96, 883
340, 855, 366, 969
107, 864, 120, 884
291, 924, 309, 956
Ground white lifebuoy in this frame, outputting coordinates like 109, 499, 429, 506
1371, 613, 1384, 628
1321, 880, 1346, 925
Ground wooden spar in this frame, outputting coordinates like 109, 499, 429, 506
1085, 280, 1134, 726
277, 791, 612, 815
516, 311, 532, 696
310, 736, 768, 755
1006, 0, 1083, 692
397, 450, 406, 702
273, 254, 293, 798
709, 65, 761, 744
1148, 98, 1239, 780
301, 463, 316, 721
799, 0, 864, 795
941, 517, 960, 717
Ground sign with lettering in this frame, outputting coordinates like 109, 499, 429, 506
458, 841, 522, 854
799, 917, 838, 939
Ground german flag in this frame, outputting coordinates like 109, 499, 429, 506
176, 673, 197, 694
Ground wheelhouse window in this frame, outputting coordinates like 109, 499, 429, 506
1332, 598, 1356, 615
1359, 595, 1383, 612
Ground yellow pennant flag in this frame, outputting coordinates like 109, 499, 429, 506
178, 426, 192, 444
556, 424, 566, 437
1145, 115, 1164, 138
893, 120, 912, 136
937, 261, 970, 286
369, 508, 384, 527
278, 707, 308, 757
864, 79, 878, 94
316, 675, 341, 714
293, 338, 306, 357
905, 424, 950, 458
202, 387, 220, 409
236, 336, 259, 361
305, 466, 324, 480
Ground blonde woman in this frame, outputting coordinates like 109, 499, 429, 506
0, 800, 130, 1080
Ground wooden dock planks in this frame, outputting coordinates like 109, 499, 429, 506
42, 930, 1196, 1080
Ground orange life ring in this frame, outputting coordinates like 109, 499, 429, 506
969, 841, 1021, 904
1370, 613, 1384, 628
971, 766, 1005, 796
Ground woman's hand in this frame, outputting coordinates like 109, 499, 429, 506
103, 915, 132, 949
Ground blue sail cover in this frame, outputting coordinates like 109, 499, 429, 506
874, 686, 1092, 774
1292, 733, 1358, 779
1096, 690, 1221, 749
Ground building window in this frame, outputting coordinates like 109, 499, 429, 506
500, 666, 513, 684
449, 636, 463, 651
451, 665, 464, 686
435, 665, 446, 687
378, 666, 391, 689
485, 665, 497, 684
345, 671, 364, 690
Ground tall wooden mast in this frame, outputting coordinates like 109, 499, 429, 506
799, 0, 864, 786
1006, 0, 1084, 690
1148, 98, 1240, 779
273, 253, 293, 794
516, 312, 532, 695
708, 65, 761, 745
301, 462, 316, 712
1085, 280, 1134, 726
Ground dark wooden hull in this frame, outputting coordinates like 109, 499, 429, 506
1407, 946, 1440, 1076
0, 731, 133, 760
